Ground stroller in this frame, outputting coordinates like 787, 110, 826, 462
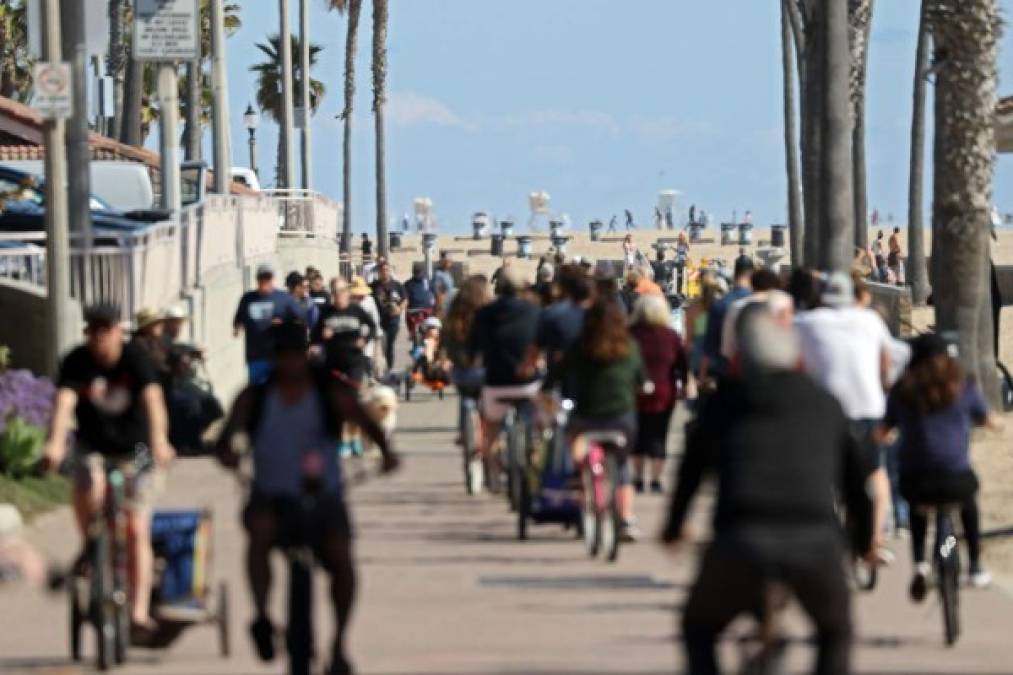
404, 316, 450, 401
166, 347, 223, 455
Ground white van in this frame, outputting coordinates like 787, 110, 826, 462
0, 159, 155, 211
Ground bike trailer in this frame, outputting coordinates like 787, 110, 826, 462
529, 433, 581, 524
151, 510, 213, 609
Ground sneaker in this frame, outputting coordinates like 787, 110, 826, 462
968, 564, 993, 589
632, 479, 645, 494
650, 480, 663, 494
621, 519, 641, 542
909, 562, 931, 603
249, 616, 276, 662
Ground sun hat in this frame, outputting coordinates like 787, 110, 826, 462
821, 272, 854, 308
423, 316, 443, 331
134, 307, 164, 332
163, 304, 187, 321
349, 276, 372, 296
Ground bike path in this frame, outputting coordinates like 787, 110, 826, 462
3, 394, 1013, 673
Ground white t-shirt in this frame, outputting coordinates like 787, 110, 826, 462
720, 295, 758, 361
795, 306, 892, 420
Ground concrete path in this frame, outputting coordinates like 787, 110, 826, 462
2, 391, 1013, 674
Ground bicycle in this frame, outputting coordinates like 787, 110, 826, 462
917, 502, 963, 647
68, 447, 154, 671
497, 397, 536, 539
461, 391, 500, 496
579, 431, 627, 562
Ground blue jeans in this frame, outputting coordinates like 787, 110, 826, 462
884, 437, 910, 529
247, 360, 272, 385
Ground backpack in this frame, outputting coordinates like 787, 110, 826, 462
242, 366, 348, 440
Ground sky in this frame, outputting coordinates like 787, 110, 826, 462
185, 0, 1013, 234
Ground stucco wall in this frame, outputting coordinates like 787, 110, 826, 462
0, 281, 82, 376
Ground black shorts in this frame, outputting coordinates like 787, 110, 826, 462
633, 409, 674, 459
900, 469, 978, 507
243, 491, 353, 561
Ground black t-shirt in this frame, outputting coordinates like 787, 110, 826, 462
57, 343, 158, 456
309, 289, 329, 308
469, 296, 541, 386
233, 289, 303, 362
371, 279, 406, 325
312, 304, 377, 376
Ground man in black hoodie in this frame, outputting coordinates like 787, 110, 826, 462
663, 304, 876, 675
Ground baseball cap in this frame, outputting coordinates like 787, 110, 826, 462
256, 263, 274, 279
164, 304, 187, 320
285, 271, 305, 289
821, 272, 854, 308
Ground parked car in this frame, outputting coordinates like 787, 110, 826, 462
0, 166, 172, 243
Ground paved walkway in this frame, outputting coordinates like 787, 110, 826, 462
2, 391, 1013, 674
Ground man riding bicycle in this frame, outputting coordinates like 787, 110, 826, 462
215, 321, 399, 675
42, 304, 176, 641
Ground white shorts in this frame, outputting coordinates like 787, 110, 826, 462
481, 382, 542, 424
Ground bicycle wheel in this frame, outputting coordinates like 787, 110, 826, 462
217, 581, 231, 658
463, 405, 482, 496
507, 420, 525, 513
602, 454, 621, 563
69, 579, 83, 661
91, 531, 117, 671
286, 558, 314, 675
937, 535, 961, 646
111, 517, 130, 664
581, 464, 600, 557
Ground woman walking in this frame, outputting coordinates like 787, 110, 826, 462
629, 295, 688, 493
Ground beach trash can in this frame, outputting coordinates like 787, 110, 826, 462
738, 222, 754, 246
720, 222, 736, 246
551, 235, 570, 256
516, 235, 533, 259
389, 231, 402, 250
549, 221, 564, 240
501, 221, 515, 238
770, 224, 786, 249
490, 233, 504, 257
589, 220, 603, 242
689, 222, 705, 243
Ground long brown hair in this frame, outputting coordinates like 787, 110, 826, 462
896, 353, 964, 414
581, 299, 632, 362
444, 275, 490, 343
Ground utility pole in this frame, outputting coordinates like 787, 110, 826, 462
61, 0, 92, 297
41, 0, 71, 375
211, 0, 232, 193
158, 64, 182, 212
279, 0, 296, 189
299, 0, 312, 190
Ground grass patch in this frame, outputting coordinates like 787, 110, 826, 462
0, 473, 70, 521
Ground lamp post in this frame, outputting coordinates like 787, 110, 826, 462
244, 104, 259, 177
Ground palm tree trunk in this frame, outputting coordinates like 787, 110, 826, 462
849, 0, 873, 249
183, 60, 202, 160
341, 0, 363, 254
930, 0, 1001, 405
120, 55, 143, 146
907, 0, 931, 305
107, 0, 126, 140
801, 3, 824, 267
818, 0, 854, 273
372, 0, 390, 258
278, 0, 296, 189
781, 0, 804, 266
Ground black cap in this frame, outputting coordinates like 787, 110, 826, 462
83, 303, 121, 329
733, 255, 754, 279
909, 333, 951, 367
285, 271, 305, 289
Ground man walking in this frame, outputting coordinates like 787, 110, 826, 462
370, 261, 407, 373
697, 256, 753, 388
233, 263, 303, 384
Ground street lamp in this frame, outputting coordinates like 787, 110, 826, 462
244, 104, 259, 177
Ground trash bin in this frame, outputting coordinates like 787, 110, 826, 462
720, 222, 736, 246
490, 233, 504, 257
549, 221, 564, 240
589, 220, 603, 242
516, 235, 533, 259
689, 223, 705, 243
389, 231, 402, 250
738, 222, 754, 246
771, 224, 786, 249
551, 235, 570, 256
500, 221, 515, 238
472, 221, 487, 240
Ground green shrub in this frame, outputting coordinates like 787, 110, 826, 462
0, 414, 46, 477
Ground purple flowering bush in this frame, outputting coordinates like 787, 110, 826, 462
0, 368, 55, 475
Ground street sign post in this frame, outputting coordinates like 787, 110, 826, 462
133, 0, 200, 61
32, 62, 73, 119
28, 0, 109, 57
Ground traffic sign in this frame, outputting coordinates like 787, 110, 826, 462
133, 0, 200, 61
32, 62, 73, 120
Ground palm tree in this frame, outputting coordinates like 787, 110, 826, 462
250, 34, 326, 187
0, 1, 32, 102
107, 0, 127, 139
849, 0, 874, 249
329, 0, 363, 254
372, 0, 390, 258
907, 0, 931, 305
818, 0, 854, 273
929, 0, 1002, 404
781, 0, 804, 266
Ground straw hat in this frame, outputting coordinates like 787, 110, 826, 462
134, 307, 164, 332
349, 276, 372, 296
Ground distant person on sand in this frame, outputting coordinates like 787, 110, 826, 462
743, 210, 753, 225
871, 208, 880, 227
608, 214, 618, 233
689, 204, 696, 225
625, 209, 635, 230
623, 234, 638, 265
361, 233, 373, 261
888, 228, 903, 285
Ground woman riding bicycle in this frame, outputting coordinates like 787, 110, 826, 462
442, 276, 491, 428
542, 297, 647, 540
877, 334, 999, 599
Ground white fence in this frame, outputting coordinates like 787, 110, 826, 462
0, 191, 345, 321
